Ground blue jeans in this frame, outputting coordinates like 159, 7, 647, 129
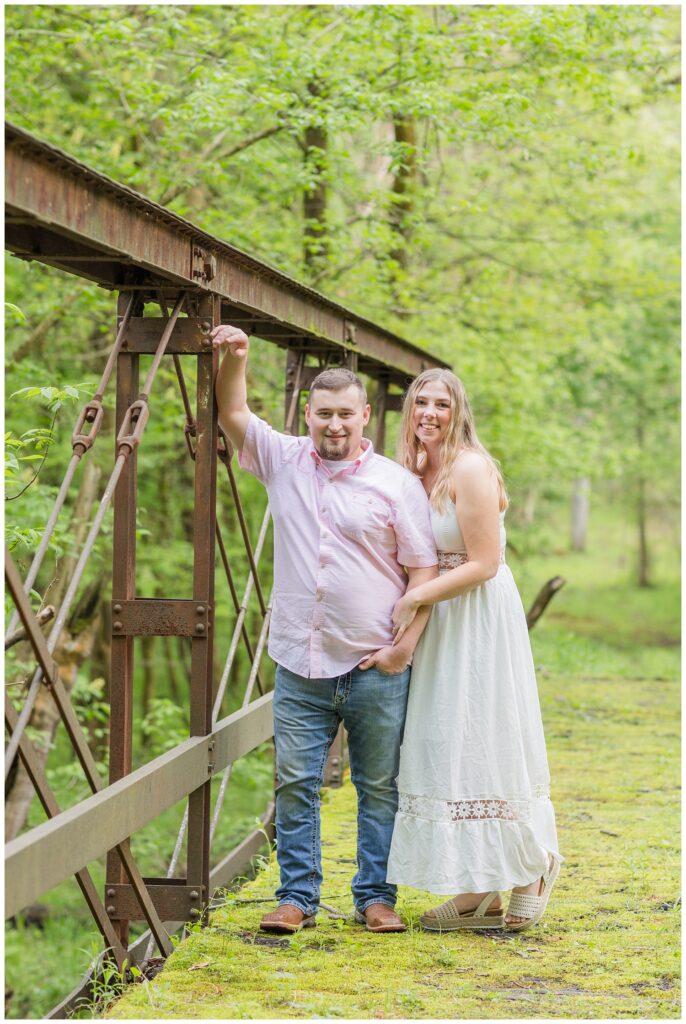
272, 663, 411, 917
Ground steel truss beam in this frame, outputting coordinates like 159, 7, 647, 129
4, 692, 274, 918
5, 123, 449, 385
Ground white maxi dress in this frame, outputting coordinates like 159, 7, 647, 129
387, 504, 560, 895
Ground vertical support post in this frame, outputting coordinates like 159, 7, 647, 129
323, 727, 345, 787
375, 377, 388, 456
284, 347, 303, 434
341, 349, 358, 373
106, 292, 139, 947
186, 294, 220, 923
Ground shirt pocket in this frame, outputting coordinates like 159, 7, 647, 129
336, 492, 391, 541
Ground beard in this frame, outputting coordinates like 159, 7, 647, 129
318, 435, 351, 460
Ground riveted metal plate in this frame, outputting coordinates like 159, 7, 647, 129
105, 880, 206, 921
111, 599, 211, 636
122, 317, 212, 355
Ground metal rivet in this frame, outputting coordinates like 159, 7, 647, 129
195, 623, 205, 634
196, 605, 205, 615
107, 905, 115, 915
113, 621, 122, 631
190, 890, 199, 900
113, 604, 122, 613
189, 908, 201, 919
107, 889, 116, 898
201, 321, 211, 332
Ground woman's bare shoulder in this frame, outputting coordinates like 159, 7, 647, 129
450, 450, 499, 502
451, 449, 495, 480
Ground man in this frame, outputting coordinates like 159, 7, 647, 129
212, 324, 437, 934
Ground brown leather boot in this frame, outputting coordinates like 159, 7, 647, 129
259, 904, 316, 933
354, 903, 407, 932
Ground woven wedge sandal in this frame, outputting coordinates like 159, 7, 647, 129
420, 891, 504, 932
506, 854, 561, 932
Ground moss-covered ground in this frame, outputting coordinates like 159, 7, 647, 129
109, 648, 679, 1016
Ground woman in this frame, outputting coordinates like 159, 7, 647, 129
386, 369, 561, 931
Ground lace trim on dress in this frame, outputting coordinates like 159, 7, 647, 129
398, 788, 550, 825
437, 550, 505, 572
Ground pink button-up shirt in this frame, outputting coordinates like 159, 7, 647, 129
239, 413, 437, 678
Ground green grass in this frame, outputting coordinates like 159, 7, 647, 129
512, 501, 679, 685
107, 502, 680, 1020
515, 500, 679, 658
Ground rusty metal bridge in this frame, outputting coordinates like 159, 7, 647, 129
4, 122, 448, 1017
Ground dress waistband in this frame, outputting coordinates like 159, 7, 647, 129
437, 550, 506, 571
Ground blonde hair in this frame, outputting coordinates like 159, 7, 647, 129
399, 369, 508, 512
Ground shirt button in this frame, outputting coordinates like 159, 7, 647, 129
313, 624, 321, 631
316, 591, 324, 601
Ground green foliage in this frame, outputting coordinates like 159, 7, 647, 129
11, 381, 93, 413
5, 301, 26, 323
5, 374, 96, 558
140, 698, 188, 756
73, 674, 111, 742
4, 903, 103, 1019
5, 428, 54, 488
5, 4, 678, 538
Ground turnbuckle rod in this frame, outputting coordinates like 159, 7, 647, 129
5, 295, 186, 779
4, 293, 136, 643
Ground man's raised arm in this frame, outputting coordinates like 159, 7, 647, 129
211, 324, 251, 449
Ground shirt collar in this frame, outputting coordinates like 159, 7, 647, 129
309, 437, 374, 476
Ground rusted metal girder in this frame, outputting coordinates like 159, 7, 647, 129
5, 122, 449, 386
5, 549, 173, 958
186, 294, 219, 926
5, 692, 275, 918
4, 696, 128, 965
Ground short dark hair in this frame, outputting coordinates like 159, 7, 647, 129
309, 368, 367, 405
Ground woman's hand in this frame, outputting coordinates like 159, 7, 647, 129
358, 645, 410, 675
392, 592, 421, 645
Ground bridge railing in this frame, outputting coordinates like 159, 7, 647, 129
4, 122, 448, 1017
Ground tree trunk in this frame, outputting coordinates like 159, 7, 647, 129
303, 80, 328, 274
526, 577, 566, 630
177, 634, 192, 683
637, 473, 650, 587
522, 487, 537, 527
389, 114, 418, 274
570, 477, 590, 552
163, 635, 181, 704
5, 459, 103, 840
636, 419, 650, 587
140, 633, 156, 725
